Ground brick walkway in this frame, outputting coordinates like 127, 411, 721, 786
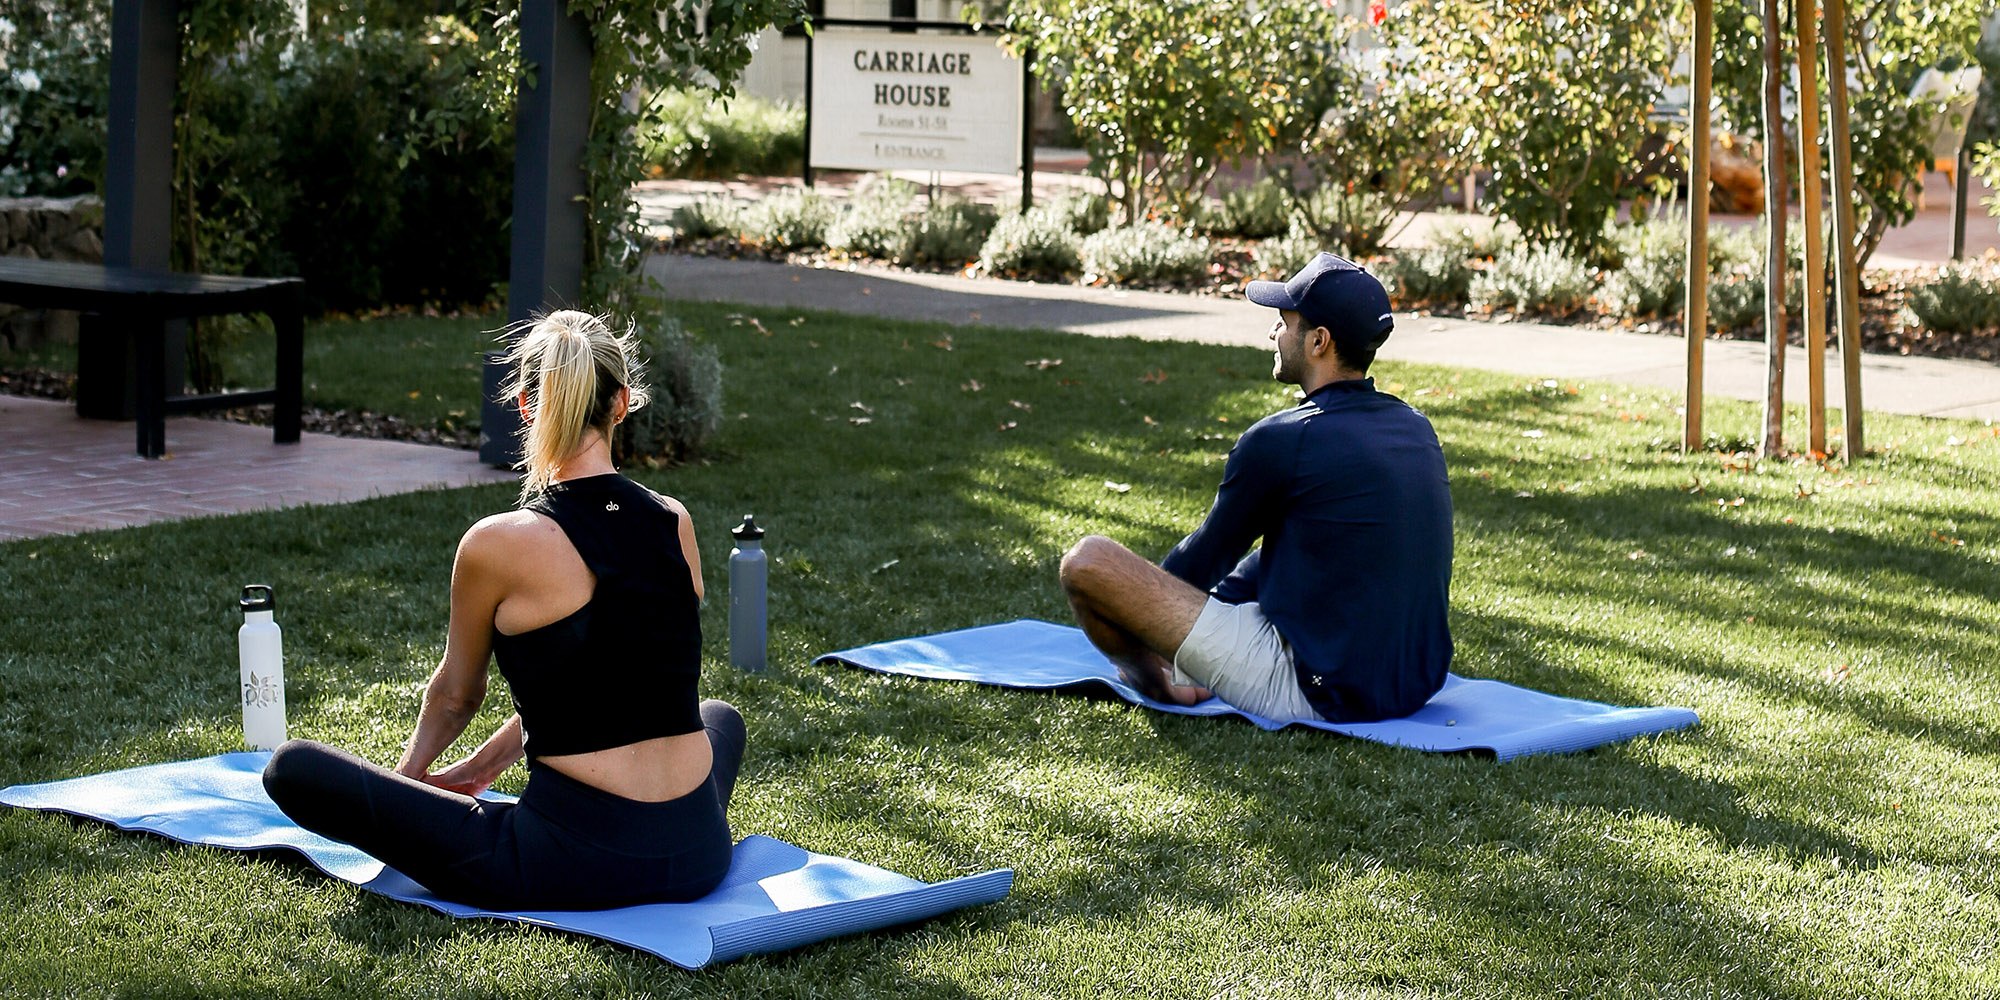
0, 395, 513, 542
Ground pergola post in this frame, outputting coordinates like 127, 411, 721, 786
480, 0, 595, 467
1795, 0, 1830, 457
1684, 0, 1713, 453
82, 0, 182, 420
1823, 0, 1864, 460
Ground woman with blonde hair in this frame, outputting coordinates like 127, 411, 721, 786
263, 309, 743, 910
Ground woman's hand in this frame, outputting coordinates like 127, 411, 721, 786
423, 759, 493, 797
416, 714, 525, 798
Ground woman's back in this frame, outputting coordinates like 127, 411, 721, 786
485, 474, 711, 803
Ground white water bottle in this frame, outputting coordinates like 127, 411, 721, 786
729, 515, 767, 672
238, 584, 287, 750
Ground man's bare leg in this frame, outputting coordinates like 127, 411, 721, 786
1058, 535, 1212, 705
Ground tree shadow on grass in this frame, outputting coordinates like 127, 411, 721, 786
766, 669, 1866, 997
1444, 469, 2000, 759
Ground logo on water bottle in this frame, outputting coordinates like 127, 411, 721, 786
243, 671, 281, 709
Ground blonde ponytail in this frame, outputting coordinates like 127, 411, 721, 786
500, 310, 650, 502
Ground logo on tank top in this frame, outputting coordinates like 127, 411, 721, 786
605, 501, 619, 511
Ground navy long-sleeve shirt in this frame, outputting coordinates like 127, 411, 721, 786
1160, 378, 1453, 721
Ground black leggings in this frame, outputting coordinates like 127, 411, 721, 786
263, 699, 747, 911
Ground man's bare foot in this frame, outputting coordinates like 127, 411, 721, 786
1116, 660, 1213, 706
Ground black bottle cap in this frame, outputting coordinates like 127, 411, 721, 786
731, 515, 765, 541
240, 584, 275, 614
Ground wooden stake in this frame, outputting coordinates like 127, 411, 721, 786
1759, 0, 1789, 458
1685, 0, 1713, 453
1795, 0, 1829, 456
1823, 0, 1864, 460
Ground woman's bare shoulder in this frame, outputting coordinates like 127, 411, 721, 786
457, 509, 565, 565
641, 486, 691, 521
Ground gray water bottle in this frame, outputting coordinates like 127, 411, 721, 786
729, 515, 767, 671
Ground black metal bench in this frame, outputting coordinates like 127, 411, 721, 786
0, 258, 304, 458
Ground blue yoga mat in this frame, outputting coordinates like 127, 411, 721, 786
0, 752, 1012, 969
815, 619, 1698, 761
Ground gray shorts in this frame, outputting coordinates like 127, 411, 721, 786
1171, 598, 1322, 722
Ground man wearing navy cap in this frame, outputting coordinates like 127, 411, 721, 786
1059, 252, 1454, 722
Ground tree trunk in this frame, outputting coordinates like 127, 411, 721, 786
1759, 0, 1789, 458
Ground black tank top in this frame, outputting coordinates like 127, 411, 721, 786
490, 474, 703, 758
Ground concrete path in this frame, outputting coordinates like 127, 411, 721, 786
0, 395, 512, 542
647, 253, 2000, 422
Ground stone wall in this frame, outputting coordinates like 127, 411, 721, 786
1, 195, 106, 352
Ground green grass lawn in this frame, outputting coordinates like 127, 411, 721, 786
2, 301, 1997, 998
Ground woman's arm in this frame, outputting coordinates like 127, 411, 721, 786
395, 519, 511, 779
659, 494, 704, 602
424, 713, 524, 795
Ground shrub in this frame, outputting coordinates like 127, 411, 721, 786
1295, 187, 1397, 257
978, 207, 1082, 278
1378, 248, 1474, 307
1432, 220, 1518, 262
643, 88, 804, 179
907, 197, 999, 266
1250, 225, 1323, 279
1388, 0, 1679, 259
1904, 265, 2000, 334
669, 195, 744, 240
742, 187, 838, 250
1711, 1, 1988, 267
1201, 177, 1293, 238
1079, 221, 1212, 285
1706, 222, 1762, 273
1037, 188, 1110, 236
1599, 214, 1688, 318
613, 314, 723, 467
1707, 274, 1767, 332
827, 174, 919, 260
1469, 245, 1594, 315
10, 6, 519, 315
1601, 253, 1684, 319
1008, 0, 1343, 224
1698, 223, 1809, 330
263, 17, 514, 312
0, 0, 109, 198
1265, 7, 1471, 265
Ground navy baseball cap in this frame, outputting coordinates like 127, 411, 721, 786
1246, 252, 1394, 349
